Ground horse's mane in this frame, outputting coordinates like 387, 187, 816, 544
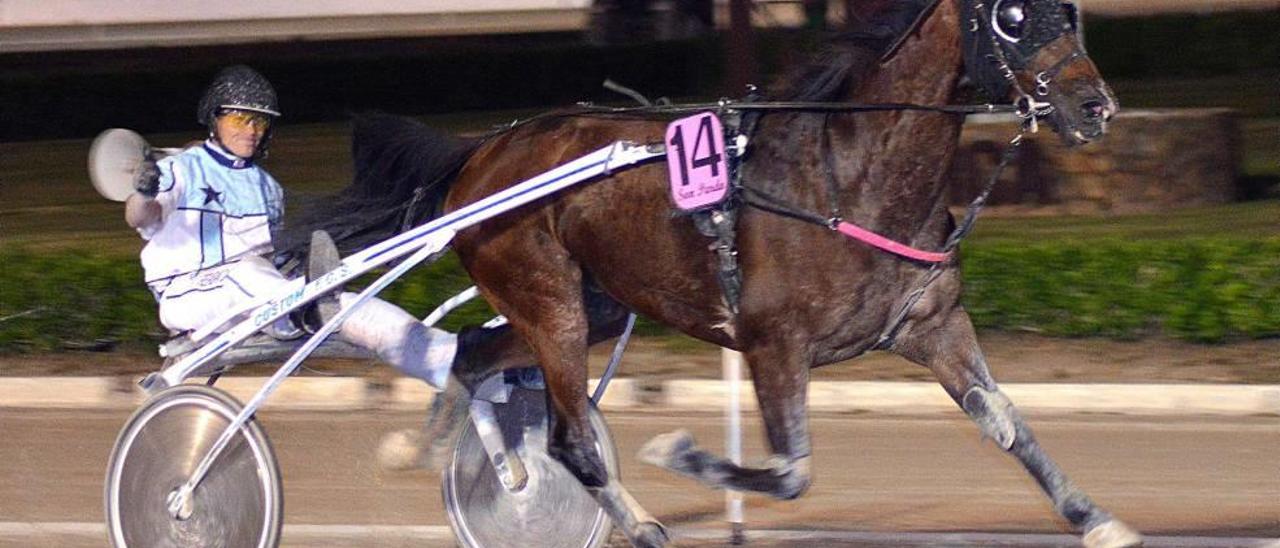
778, 0, 933, 102
275, 112, 480, 265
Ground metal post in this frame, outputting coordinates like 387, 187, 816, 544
723, 348, 746, 544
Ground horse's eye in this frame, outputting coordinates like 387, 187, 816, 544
993, 0, 1027, 42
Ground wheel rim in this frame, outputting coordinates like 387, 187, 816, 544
444, 387, 617, 548
106, 386, 281, 548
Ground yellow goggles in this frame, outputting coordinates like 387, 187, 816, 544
218, 109, 273, 131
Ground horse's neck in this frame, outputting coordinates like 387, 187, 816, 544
831, 0, 966, 243
860, 0, 962, 110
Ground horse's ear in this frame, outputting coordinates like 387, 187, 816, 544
878, 0, 944, 62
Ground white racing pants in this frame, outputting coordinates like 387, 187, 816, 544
156, 257, 455, 388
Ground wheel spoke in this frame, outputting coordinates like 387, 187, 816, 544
444, 383, 618, 548
105, 385, 282, 548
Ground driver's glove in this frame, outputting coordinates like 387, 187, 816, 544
133, 147, 161, 197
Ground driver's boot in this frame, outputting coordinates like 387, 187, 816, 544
303, 229, 343, 329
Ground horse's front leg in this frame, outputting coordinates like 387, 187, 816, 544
893, 290, 1142, 548
377, 381, 469, 471
375, 325, 530, 472
639, 343, 813, 500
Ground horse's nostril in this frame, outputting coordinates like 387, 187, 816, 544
1081, 100, 1106, 120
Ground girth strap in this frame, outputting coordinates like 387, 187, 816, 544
691, 207, 743, 313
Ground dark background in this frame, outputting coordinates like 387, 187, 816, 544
1, 10, 1276, 142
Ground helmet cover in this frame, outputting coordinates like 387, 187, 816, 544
197, 65, 281, 127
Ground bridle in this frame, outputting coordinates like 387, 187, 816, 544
550, 0, 1082, 130
962, 0, 1090, 131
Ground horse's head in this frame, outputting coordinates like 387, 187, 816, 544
961, 0, 1118, 145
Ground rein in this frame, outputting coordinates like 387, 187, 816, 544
563, 98, 1031, 264
565, 93, 1038, 348
621, 95, 1031, 350
570, 99, 1016, 117
481, 0, 1069, 346
730, 98, 1031, 349
618, 94, 1038, 349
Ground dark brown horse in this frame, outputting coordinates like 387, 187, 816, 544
293, 0, 1136, 546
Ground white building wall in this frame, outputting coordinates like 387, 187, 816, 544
0, 1, 591, 27
0, 0, 1271, 53
0, 0, 595, 52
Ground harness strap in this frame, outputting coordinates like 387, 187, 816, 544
740, 185, 829, 225
692, 94, 763, 315
820, 114, 843, 220
872, 128, 1026, 350
835, 222, 952, 263
740, 185, 953, 264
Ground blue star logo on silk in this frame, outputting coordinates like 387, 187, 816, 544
200, 186, 222, 206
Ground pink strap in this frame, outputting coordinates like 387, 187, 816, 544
836, 221, 952, 263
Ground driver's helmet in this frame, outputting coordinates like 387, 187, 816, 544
197, 65, 281, 128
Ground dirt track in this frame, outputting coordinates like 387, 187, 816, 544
3, 409, 1276, 546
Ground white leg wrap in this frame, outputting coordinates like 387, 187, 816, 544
962, 386, 1019, 450
336, 293, 456, 389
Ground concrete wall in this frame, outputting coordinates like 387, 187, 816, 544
950, 109, 1241, 214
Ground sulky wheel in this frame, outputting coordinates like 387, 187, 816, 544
105, 384, 283, 548
443, 385, 618, 548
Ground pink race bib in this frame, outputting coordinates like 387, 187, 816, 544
666, 112, 729, 211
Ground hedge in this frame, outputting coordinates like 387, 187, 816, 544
962, 239, 1280, 342
0, 249, 492, 352
2, 239, 1279, 351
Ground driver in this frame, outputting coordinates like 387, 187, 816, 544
125, 65, 454, 389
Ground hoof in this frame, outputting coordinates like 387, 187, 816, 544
376, 429, 425, 471
1083, 520, 1143, 548
637, 429, 695, 469
631, 521, 671, 548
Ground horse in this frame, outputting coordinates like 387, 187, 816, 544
288, 0, 1136, 546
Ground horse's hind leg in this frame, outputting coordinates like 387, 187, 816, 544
462, 246, 667, 547
894, 302, 1142, 548
448, 281, 633, 391
379, 283, 632, 472
639, 342, 813, 500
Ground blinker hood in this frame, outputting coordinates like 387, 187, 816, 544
960, 0, 1080, 100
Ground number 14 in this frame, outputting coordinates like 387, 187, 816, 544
668, 114, 723, 187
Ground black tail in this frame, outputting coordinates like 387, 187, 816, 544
277, 112, 479, 265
